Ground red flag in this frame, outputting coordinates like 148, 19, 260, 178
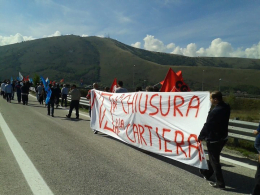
60, 79, 64, 83
110, 78, 117, 93
160, 68, 190, 92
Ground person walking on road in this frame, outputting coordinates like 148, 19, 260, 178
198, 91, 230, 190
61, 84, 69, 107
21, 82, 29, 105
47, 84, 56, 117
5, 81, 13, 103
37, 83, 43, 104
15, 82, 22, 103
66, 84, 81, 119
1, 80, 6, 98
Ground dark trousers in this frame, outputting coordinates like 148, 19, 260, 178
6, 93, 11, 102
17, 92, 21, 103
55, 96, 60, 106
61, 94, 67, 107
199, 139, 227, 187
68, 100, 79, 117
48, 99, 55, 115
22, 94, 28, 105
89, 106, 91, 117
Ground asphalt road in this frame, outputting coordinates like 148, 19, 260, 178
0, 94, 257, 195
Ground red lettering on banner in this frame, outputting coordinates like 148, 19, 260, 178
139, 93, 148, 114
174, 131, 187, 157
138, 125, 147, 146
144, 125, 153, 146
188, 134, 203, 161
134, 93, 139, 113
104, 120, 114, 133
91, 91, 97, 109
149, 94, 159, 116
162, 128, 172, 153
121, 94, 131, 114
160, 95, 170, 116
174, 96, 184, 117
156, 127, 162, 150
133, 124, 140, 143
126, 124, 135, 143
186, 95, 200, 117
99, 105, 106, 128
127, 93, 136, 114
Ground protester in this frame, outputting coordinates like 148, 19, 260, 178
54, 83, 61, 108
11, 80, 16, 100
198, 91, 230, 189
15, 82, 22, 103
115, 80, 128, 93
37, 83, 43, 104
1, 80, 6, 98
66, 84, 81, 119
135, 86, 142, 91
47, 84, 55, 117
145, 86, 154, 92
86, 83, 98, 134
35, 83, 39, 101
61, 84, 69, 107
252, 125, 260, 194
104, 86, 110, 92
21, 82, 29, 105
5, 81, 13, 103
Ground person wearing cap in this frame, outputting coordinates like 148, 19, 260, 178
4, 81, 13, 103
61, 84, 69, 107
66, 84, 81, 119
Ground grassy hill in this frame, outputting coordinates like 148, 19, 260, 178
0, 35, 260, 93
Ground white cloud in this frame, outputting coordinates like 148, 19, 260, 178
143, 35, 175, 52
0, 33, 34, 46
131, 42, 141, 48
81, 34, 88, 37
44, 31, 62, 37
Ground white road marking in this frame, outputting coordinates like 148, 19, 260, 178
0, 113, 54, 195
220, 156, 257, 170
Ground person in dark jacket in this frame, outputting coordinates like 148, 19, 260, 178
198, 91, 230, 190
15, 82, 22, 103
21, 82, 29, 105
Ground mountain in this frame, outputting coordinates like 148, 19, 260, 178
1, 35, 260, 93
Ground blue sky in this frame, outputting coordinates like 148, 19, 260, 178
0, 0, 260, 58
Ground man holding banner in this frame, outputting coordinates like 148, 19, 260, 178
198, 91, 230, 189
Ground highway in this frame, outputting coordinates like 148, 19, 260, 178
0, 94, 257, 195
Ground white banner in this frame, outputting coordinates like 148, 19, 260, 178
90, 90, 211, 169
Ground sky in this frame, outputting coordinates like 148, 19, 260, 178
0, 0, 260, 59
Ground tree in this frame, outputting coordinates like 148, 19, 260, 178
33, 74, 40, 86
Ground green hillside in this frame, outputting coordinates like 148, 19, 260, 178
0, 35, 260, 93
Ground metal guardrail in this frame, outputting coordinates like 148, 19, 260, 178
29, 87, 258, 142
229, 119, 258, 142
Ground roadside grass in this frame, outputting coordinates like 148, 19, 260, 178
230, 109, 260, 122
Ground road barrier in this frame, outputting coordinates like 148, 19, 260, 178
30, 87, 257, 142
229, 119, 258, 143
